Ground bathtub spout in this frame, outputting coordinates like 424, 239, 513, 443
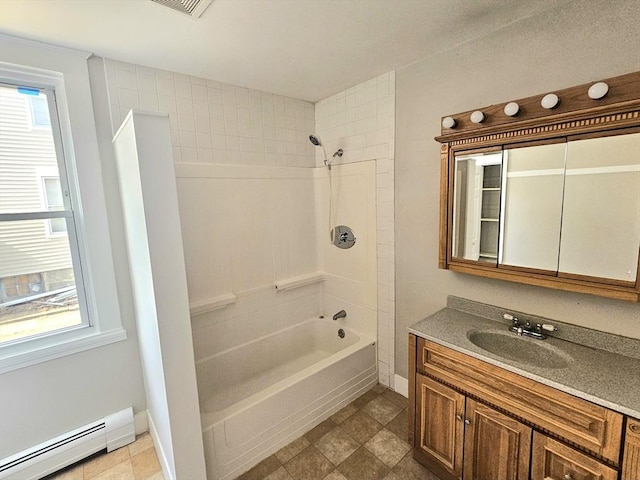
332, 310, 347, 321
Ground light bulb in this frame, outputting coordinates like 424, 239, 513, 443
541, 93, 559, 109
442, 116, 456, 129
504, 102, 520, 117
588, 82, 609, 100
470, 111, 485, 124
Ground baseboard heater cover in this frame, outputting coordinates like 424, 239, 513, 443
0, 407, 134, 480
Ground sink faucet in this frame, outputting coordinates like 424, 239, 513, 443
504, 313, 556, 340
333, 310, 347, 321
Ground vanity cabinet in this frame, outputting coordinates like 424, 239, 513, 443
415, 373, 531, 479
622, 418, 640, 480
408, 333, 638, 480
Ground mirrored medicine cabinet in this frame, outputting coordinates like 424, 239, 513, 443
436, 71, 640, 301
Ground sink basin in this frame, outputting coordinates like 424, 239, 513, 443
467, 329, 573, 369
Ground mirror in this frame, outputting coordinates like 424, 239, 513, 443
559, 133, 640, 283
452, 151, 502, 264
450, 133, 640, 282
500, 142, 566, 273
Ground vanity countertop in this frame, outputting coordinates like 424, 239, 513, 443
409, 300, 640, 419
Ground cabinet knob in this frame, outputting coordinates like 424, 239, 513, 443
564, 474, 573, 480
464, 419, 471, 425
455, 414, 463, 421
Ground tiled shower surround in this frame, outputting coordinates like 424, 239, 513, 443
315, 73, 397, 387
102, 59, 397, 388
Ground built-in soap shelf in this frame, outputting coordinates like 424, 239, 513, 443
189, 293, 237, 316
274, 272, 325, 292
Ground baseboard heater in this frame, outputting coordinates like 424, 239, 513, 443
0, 407, 134, 480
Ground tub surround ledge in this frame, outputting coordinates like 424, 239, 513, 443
408, 296, 640, 418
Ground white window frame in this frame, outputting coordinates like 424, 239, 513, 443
0, 35, 126, 373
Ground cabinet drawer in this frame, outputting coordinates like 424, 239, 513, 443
532, 433, 617, 480
417, 338, 623, 463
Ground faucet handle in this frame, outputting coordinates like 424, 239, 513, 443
540, 324, 557, 332
503, 313, 520, 326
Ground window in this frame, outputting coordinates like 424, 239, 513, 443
0, 37, 126, 373
42, 176, 67, 234
0, 84, 86, 343
27, 92, 52, 128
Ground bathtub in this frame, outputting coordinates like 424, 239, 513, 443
196, 317, 377, 480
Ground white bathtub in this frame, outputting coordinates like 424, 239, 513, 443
196, 317, 377, 480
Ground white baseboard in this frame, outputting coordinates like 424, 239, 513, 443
148, 413, 174, 480
134, 410, 149, 435
393, 374, 408, 398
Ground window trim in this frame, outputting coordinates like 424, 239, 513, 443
0, 35, 126, 373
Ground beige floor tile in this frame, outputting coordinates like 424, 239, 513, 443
304, 419, 337, 444
362, 396, 403, 426
315, 427, 360, 466
276, 437, 311, 464
284, 446, 334, 480
337, 447, 389, 480
338, 411, 383, 444
239, 455, 281, 480
391, 453, 441, 480
131, 447, 161, 479
329, 404, 358, 425
128, 432, 154, 457
364, 429, 411, 468
264, 466, 295, 480
92, 460, 136, 480
371, 384, 387, 395
322, 472, 347, 480
352, 389, 380, 410
385, 408, 408, 442
382, 472, 403, 480
83, 448, 130, 479
144, 473, 165, 480
379, 390, 408, 409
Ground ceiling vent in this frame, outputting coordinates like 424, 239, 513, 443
150, 0, 213, 18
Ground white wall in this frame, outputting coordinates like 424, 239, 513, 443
177, 164, 322, 361
395, 0, 640, 378
315, 72, 395, 386
0, 42, 146, 460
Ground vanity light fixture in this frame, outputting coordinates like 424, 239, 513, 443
503, 102, 520, 117
541, 93, 560, 109
470, 110, 485, 123
588, 81, 609, 100
442, 116, 457, 129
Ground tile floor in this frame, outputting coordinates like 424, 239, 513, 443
235, 384, 441, 480
45, 384, 439, 480
45, 432, 164, 480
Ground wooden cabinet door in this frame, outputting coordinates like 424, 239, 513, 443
415, 374, 465, 479
622, 417, 640, 480
531, 432, 618, 480
462, 399, 531, 480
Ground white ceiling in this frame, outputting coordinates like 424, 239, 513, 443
0, 0, 569, 102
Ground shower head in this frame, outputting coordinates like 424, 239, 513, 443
309, 134, 322, 146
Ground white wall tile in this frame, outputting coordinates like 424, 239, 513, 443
104, 58, 314, 168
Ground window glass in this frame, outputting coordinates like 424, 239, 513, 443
0, 84, 84, 344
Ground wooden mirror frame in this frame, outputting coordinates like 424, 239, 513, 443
435, 71, 640, 302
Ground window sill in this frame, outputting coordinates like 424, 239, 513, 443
0, 327, 127, 374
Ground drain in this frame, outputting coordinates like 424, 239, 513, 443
338, 329, 345, 338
